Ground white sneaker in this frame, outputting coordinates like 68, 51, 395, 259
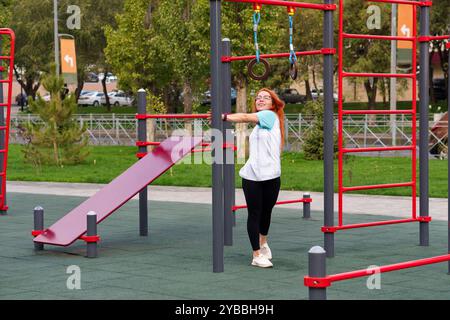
260, 243, 272, 260
251, 254, 273, 268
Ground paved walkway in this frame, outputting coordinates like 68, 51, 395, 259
7, 181, 448, 221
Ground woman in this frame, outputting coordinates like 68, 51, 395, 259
222, 88, 285, 268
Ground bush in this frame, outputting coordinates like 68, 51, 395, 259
20, 71, 89, 167
301, 99, 338, 160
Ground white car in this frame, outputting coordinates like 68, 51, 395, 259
98, 72, 117, 83
78, 91, 104, 106
311, 89, 339, 102
106, 91, 134, 106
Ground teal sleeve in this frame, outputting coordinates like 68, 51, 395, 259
257, 110, 276, 130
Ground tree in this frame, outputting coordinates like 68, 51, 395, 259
302, 99, 338, 160
10, 0, 54, 99
56, 0, 124, 109
105, 0, 178, 111
430, 0, 449, 102
20, 69, 89, 167
153, 0, 210, 116
343, 0, 391, 112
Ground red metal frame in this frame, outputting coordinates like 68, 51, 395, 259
221, 48, 335, 62
0, 29, 15, 212
304, 254, 450, 288
232, 197, 312, 212
335, 1, 418, 229
418, 35, 450, 42
136, 114, 209, 120
224, 0, 336, 11
366, 0, 431, 6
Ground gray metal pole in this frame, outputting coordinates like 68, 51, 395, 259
323, 0, 335, 257
33, 206, 44, 251
308, 246, 327, 300
137, 89, 148, 236
53, 0, 60, 75
390, 4, 397, 146
303, 193, 311, 219
222, 39, 233, 246
210, 0, 224, 272
86, 211, 97, 258
419, 3, 430, 246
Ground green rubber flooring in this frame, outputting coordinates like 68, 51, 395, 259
0, 192, 449, 300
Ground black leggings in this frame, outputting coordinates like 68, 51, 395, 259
242, 177, 281, 251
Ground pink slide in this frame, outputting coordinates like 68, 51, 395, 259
34, 136, 203, 246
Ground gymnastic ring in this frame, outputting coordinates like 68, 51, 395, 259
289, 61, 298, 80
247, 58, 271, 81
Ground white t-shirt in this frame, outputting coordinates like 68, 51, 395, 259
239, 110, 281, 181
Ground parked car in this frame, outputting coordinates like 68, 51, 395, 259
78, 91, 104, 106
85, 72, 99, 83
201, 88, 237, 105
101, 91, 134, 106
276, 88, 306, 104
432, 78, 447, 101
98, 72, 117, 83
311, 88, 339, 102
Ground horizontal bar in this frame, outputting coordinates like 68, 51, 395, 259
233, 198, 311, 211
224, 0, 336, 11
337, 218, 419, 230
343, 72, 414, 79
136, 141, 211, 147
342, 181, 414, 192
0, 79, 11, 83
342, 146, 414, 153
418, 35, 450, 42
136, 114, 209, 120
343, 33, 415, 41
328, 254, 450, 283
0, 126, 7, 130
191, 148, 211, 153
222, 49, 329, 62
342, 109, 414, 115
365, 0, 429, 6
0, 56, 11, 60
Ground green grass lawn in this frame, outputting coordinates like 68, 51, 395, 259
7, 144, 448, 198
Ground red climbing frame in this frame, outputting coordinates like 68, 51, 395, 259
333, 0, 421, 232
0, 29, 15, 212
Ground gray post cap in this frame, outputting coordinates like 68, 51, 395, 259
87, 211, 97, 216
138, 88, 146, 93
309, 246, 326, 254
34, 206, 44, 211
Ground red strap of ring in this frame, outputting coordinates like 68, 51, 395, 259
79, 235, 100, 243
31, 230, 43, 237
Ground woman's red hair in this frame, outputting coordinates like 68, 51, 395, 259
251, 88, 285, 151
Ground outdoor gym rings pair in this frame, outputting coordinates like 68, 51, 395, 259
248, 4, 298, 81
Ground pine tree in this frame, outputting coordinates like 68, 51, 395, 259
20, 70, 89, 167
302, 99, 338, 160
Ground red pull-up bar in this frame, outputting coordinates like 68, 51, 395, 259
224, 0, 336, 11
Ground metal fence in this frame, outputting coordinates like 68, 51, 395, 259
9, 113, 448, 157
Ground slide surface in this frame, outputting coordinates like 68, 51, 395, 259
34, 136, 202, 246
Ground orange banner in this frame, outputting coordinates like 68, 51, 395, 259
60, 38, 77, 74
397, 4, 413, 50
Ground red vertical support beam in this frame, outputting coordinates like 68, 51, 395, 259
411, 5, 417, 219
337, 0, 344, 227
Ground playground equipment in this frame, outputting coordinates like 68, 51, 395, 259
303, 0, 450, 299
32, 135, 203, 255
0, 29, 15, 213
